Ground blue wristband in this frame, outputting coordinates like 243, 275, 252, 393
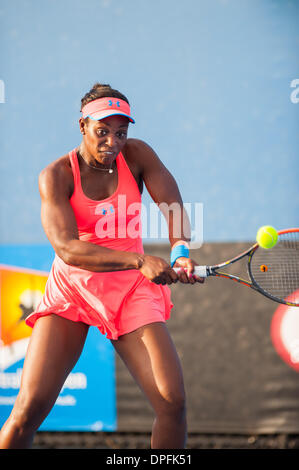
170, 245, 190, 267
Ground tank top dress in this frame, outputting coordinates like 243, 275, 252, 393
25, 148, 173, 339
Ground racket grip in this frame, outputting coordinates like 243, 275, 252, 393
174, 266, 208, 277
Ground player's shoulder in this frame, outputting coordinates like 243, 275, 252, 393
123, 138, 159, 168
38, 153, 73, 197
39, 153, 72, 179
124, 138, 155, 155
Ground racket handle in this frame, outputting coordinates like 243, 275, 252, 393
174, 266, 208, 277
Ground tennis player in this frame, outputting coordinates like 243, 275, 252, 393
0, 83, 203, 449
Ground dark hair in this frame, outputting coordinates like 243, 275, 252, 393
80, 83, 130, 112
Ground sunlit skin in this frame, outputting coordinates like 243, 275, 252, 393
78, 115, 129, 171
76, 114, 202, 284
0, 109, 204, 450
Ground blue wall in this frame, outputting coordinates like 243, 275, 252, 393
0, 0, 298, 244
0, 245, 116, 431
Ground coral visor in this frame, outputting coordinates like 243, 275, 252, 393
81, 97, 135, 123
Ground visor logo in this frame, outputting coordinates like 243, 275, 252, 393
108, 100, 121, 107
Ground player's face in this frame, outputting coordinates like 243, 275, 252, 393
80, 115, 129, 166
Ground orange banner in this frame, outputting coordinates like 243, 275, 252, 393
0, 264, 48, 347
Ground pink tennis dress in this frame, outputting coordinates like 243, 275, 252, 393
26, 149, 173, 339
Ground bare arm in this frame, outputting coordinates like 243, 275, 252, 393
38, 163, 143, 272
128, 139, 202, 284
130, 139, 191, 248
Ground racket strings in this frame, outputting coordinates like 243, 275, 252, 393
249, 232, 299, 305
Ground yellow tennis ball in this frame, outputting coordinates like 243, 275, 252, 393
256, 225, 278, 249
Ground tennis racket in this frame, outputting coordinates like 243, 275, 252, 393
174, 228, 299, 307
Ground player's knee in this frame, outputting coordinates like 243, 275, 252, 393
156, 390, 186, 420
10, 393, 50, 434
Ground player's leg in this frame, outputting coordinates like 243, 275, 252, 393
111, 322, 187, 449
0, 315, 89, 449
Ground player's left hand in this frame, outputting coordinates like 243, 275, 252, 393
172, 257, 204, 284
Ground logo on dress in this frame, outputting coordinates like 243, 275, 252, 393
100, 205, 114, 215
95, 203, 117, 238
94, 196, 143, 240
